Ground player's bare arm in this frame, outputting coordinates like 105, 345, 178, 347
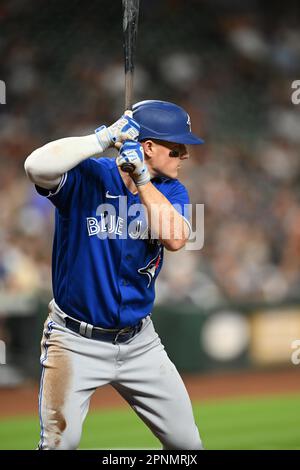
137, 181, 189, 251
24, 113, 139, 189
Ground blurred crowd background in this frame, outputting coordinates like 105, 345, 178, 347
0, 0, 300, 381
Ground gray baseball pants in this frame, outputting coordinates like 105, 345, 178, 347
38, 300, 203, 450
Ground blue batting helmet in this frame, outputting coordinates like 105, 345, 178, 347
132, 100, 204, 145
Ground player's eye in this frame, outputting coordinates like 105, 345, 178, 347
169, 147, 181, 158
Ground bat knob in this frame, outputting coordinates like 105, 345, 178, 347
121, 162, 135, 173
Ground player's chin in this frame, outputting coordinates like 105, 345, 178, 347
172, 168, 179, 178
156, 167, 178, 179
165, 167, 179, 179
161, 171, 177, 179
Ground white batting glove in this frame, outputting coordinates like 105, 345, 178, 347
116, 140, 150, 186
94, 112, 140, 152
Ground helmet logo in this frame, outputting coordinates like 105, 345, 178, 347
187, 114, 191, 131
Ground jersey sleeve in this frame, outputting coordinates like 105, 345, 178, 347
35, 158, 95, 216
164, 180, 191, 234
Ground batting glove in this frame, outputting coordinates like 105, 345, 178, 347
94, 113, 140, 152
117, 140, 151, 186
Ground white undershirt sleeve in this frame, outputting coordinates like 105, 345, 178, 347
24, 134, 103, 189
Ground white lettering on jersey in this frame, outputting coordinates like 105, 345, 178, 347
115, 217, 124, 236
87, 217, 100, 236
87, 215, 135, 238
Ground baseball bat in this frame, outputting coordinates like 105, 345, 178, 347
121, 0, 140, 173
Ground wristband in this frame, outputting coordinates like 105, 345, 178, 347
94, 125, 112, 152
133, 167, 151, 186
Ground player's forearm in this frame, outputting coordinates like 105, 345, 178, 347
24, 134, 101, 183
138, 182, 189, 251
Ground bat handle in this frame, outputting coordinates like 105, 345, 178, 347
120, 110, 135, 172
120, 162, 135, 173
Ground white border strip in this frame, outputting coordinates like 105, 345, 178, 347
182, 215, 192, 238
46, 172, 68, 198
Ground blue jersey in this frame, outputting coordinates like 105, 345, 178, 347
36, 157, 190, 328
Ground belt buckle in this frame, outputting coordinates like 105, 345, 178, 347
119, 326, 132, 334
112, 326, 134, 345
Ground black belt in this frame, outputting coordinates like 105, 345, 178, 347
65, 316, 143, 344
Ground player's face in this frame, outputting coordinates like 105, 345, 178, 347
142, 140, 189, 179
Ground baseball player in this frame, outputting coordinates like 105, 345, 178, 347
24, 100, 204, 450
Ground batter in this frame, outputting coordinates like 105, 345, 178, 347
24, 100, 204, 450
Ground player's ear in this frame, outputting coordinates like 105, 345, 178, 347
141, 140, 155, 160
